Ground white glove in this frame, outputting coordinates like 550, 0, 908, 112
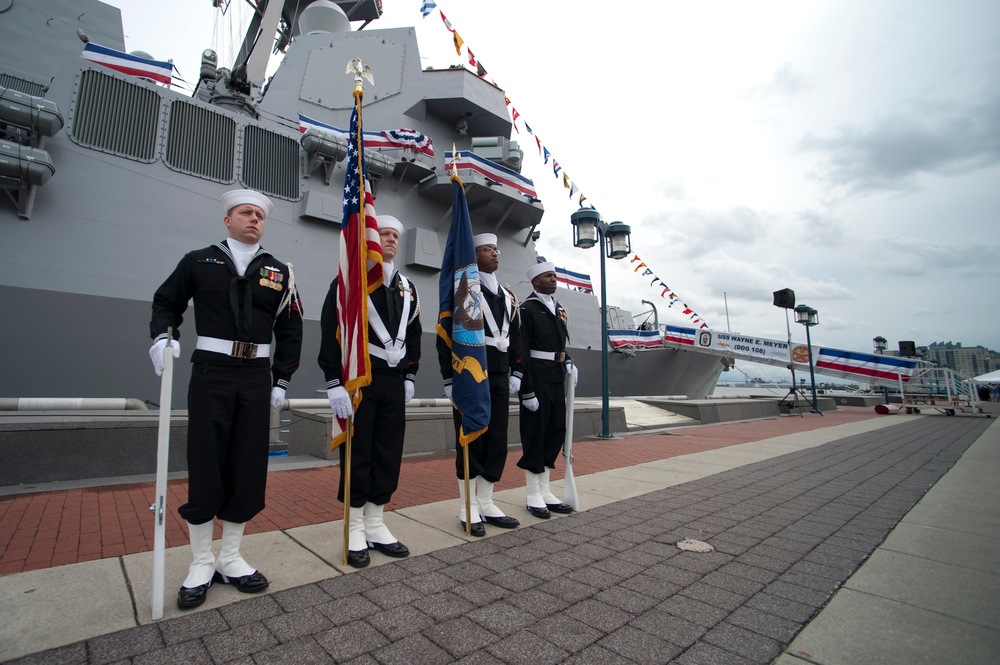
443, 384, 452, 400
404, 380, 415, 403
269, 387, 286, 410
522, 396, 539, 412
508, 375, 521, 394
327, 386, 352, 419
566, 363, 579, 387
149, 338, 181, 376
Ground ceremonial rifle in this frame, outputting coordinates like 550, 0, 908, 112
150, 327, 173, 621
562, 365, 580, 511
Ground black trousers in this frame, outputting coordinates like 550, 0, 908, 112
179, 363, 271, 524
453, 372, 509, 482
339, 371, 405, 508
517, 379, 566, 474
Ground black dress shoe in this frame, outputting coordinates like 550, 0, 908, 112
484, 515, 520, 528
176, 581, 211, 609
526, 505, 551, 519
546, 502, 573, 514
461, 520, 486, 537
213, 569, 269, 593
347, 549, 370, 568
369, 540, 410, 558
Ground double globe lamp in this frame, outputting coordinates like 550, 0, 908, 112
570, 209, 631, 438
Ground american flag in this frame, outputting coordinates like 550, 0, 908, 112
332, 90, 383, 447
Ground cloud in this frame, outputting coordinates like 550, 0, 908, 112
796, 209, 845, 245
740, 62, 812, 104
797, 93, 1000, 196
870, 236, 1000, 277
655, 181, 687, 201
696, 254, 856, 303
639, 206, 773, 254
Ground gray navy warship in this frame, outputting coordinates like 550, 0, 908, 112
0, 0, 725, 406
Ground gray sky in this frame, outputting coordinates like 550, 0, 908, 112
108, 0, 1000, 361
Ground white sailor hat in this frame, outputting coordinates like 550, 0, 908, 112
378, 215, 404, 235
473, 233, 497, 247
527, 261, 556, 281
221, 189, 274, 218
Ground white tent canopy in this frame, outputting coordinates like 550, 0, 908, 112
973, 369, 1000, 384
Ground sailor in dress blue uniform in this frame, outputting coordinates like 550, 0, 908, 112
516, 261, 575, 519
437, 233, 525, 536
318, 215, 421, 568
149, 188, 303, 608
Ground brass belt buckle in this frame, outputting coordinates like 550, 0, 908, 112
554, 352, 565, 362
231, 341, 257, 359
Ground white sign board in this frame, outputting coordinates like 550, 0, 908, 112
695, 330, 792, 364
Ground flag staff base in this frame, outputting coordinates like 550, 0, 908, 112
462, 446, 471, 536
342, 405, 354, 567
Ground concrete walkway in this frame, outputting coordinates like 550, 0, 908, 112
1, 410, 997, 663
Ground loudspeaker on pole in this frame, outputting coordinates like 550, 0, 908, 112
899, 341, 916, 357
772, 288, 795, 309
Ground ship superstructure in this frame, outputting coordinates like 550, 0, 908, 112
0, 0, 724, 404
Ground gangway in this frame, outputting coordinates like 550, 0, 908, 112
898, 366, 981, 416
608, 324, 990, 418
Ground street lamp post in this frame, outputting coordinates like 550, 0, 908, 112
794, 304, 821, 414
873, 336, 889, 405
570, 209, 631, 438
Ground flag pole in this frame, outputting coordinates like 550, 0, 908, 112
150, 326, 173, 621
463, 445, 471, 536
340, 59, 375, 566
453, 144, 472, 538
342, 407, 352, 566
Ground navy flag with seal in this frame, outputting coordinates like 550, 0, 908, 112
436, 175, 490, 445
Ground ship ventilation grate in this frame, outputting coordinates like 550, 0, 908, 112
164, 100, 236, 183
0, 74, 46, 97
241, 125, 300, 200
70, 70, 159, 162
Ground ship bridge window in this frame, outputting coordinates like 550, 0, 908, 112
165, 100, 236, 183
241, 125, 300, 201
70, 70, 160, 162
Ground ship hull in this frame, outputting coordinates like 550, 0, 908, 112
1, 284, 723, 404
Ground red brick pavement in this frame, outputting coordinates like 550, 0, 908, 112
0, 409, 880, 576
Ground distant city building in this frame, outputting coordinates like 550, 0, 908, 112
918, 342, 997, 377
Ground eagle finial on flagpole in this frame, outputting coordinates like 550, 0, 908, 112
346, 58, 374, 92
449, 143, 463, 185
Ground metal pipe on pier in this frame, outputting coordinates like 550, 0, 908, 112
0, 398, 148, 411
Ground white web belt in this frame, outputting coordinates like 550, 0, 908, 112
368, 274, 410, 367
196, 336, 270, 359
481, 286, 511, 352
